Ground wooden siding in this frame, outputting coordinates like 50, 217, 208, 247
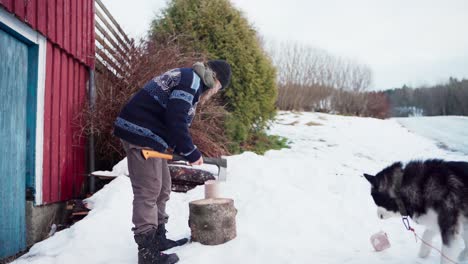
0, 27, 28, 258
0, 0, 95, 68
0, 0, 94, 203
42, 42, 87, 203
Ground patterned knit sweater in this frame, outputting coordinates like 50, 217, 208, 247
113, 68, 204, 162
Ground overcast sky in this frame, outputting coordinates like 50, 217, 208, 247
101, 0, 468, 90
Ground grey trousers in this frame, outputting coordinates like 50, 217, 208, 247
122, 140, 172, 235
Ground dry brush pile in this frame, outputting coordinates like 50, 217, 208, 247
79, 36, 231, 169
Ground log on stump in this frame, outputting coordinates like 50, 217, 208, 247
189, 198, 237, 245
169, 165, 216, 193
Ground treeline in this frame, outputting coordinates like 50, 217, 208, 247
271, 42, 468, 118
384, 78, 468, 117
270, 42, 389, 118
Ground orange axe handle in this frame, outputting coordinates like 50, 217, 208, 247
142, 150, 173, 160
141, 149, 184, 161
141, 149, 228, 181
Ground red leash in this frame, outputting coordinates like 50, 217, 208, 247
402, 216, 459, 264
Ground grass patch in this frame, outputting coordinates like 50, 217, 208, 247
240, 131, 290, 155
286, 121, 300, 126
305, 121, 322, 126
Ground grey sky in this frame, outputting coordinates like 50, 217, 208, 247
101, 0, 468, 90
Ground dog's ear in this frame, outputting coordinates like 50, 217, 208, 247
363, 173, 376, 186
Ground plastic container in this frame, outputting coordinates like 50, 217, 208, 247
370, 231, 391, 251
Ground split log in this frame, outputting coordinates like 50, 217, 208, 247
169, 165, 216, 193
189, 198, 237, 245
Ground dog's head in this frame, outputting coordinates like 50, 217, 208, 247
364, 162, 403, 219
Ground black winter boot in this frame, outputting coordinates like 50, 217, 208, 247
134, 228, 179, 264
156, 224, 189, 251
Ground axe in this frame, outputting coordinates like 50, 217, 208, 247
141, 150, 227, 181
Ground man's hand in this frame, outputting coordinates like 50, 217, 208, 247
190, 156, 204, 166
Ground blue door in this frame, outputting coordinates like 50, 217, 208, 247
0, 27, 28, 259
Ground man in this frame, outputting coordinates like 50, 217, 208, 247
113, 60, 231, 264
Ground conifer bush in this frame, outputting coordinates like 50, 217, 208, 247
151, 0, 278, 151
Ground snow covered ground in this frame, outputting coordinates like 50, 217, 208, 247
13, 112, 468, 264
396, 116, 468, 155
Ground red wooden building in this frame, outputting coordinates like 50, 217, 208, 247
0, 0, 95, 258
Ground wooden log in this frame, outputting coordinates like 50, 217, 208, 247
169, 165, 216, 184
189, 198, 237, 245
204, 180, 220, 199
72, 211, 89, 216
170, 165, 216, 193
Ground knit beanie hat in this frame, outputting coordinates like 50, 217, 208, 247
207, 60, 232, 89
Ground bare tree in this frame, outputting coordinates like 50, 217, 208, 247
269, 41, 373, 115
269, 42, 335, 111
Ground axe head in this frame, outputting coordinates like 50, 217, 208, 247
203, 157, 227, 181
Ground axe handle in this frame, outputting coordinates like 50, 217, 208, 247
141, 150, 187, 162
141, 149, 226, 180
141, 150, 225, 167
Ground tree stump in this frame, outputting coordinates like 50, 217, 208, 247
189, 198, 237, 245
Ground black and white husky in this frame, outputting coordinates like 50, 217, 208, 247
364, 160, 468, 264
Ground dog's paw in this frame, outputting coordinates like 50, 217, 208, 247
418, 245, 431, 258
458, 249, 468, 261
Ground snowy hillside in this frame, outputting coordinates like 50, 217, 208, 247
14, 112, 468, 264
396, 116, 468, 155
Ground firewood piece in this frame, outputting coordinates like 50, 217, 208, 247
169, 165, 216, 193
72, 211, 89, 216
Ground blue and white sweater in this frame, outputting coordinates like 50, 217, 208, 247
113, 68, 205, 162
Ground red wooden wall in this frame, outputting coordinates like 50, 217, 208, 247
0, 0, 95, 203
42, 43, 88, 203
0, 0, 95, 67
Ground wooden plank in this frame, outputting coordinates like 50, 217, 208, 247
36, 0, 47, 35
89, 0, 95, 68
46, 0, 56, 43
63, 0, 70, 52
0, 29, 28, 257
96, 48, 126, 77
95, 0, 131, 44
59, 51, 67, 200
83, 0, 88, 65
70, 0, 76, 57
72, 211, 89, 216
68, 57, 75, 199
95, 34, 130, 72
95, 34, 118, 59
72, 60, 78, 197
50, 46, 61, 202
95, 8, 130, 52
42, 41, 54, 203
25, 0, 37, 28
55, 0, 63, 48
95, 23, 128, 62
1, 0, 14, 12
77, 0, 83, 62
13, 0, 25, 20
